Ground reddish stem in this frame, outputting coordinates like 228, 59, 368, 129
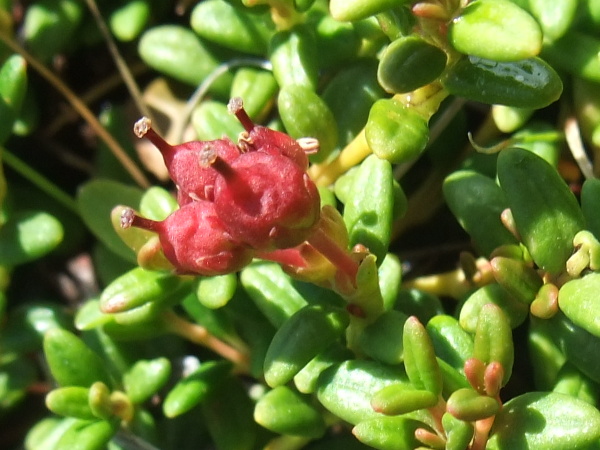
121, 208, 161, 233
306, 227, 359, 284
257, 248, 308, 268
471, 416, 496, 450
133, 117, 175, 162
228, 97, 255, 132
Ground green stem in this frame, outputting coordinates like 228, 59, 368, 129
1, 147, 78, 214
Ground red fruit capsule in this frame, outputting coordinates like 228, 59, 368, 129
228, 97, 317, 170
121, 201, 253, 276
133, 117, 240, 203
204, 147, 321, 251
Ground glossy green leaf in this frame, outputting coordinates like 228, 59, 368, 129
403, 316, 442, 395
581, 178, 600, 240
542, 30, 600, 83
427, 315, 473, 372
293, 343, 353, 394
553, 362, 600, 405
490, 256, 543, 305
322, 61, 385, 148
230, 68, 278, 123
449, 0, 542, 61
45, 387, 95, 420
343, 155, 394, 264
497, 147, 585, 275
191, 0, 273, 55
254, 386, 326, 437
441, 56, 562, 108
487, 392, 600, 449
472, 304, 514, 386
365, 97, 429, 164
528, 0, 577, 41
316, 360, 410, 425
353, 416, 427, 450
0, 54, 27, 117
330, 0, 410, 22
138, 186, 178, 221
22, 0, 84, 62
43, 328, 112, 388
359, 309, 408, 365
442, 412, 474, 450
109, 0, 150, 42
443, 170, 518, 256
192, 100, 245, 142
264, 305, 349, 387
138, 25, 231, 94
378, 36, 446, 94
77, 179, 143, 262
99, 267, 185, 314
377, 253, 402, 311
53, 419, 117, 450
123, 357, 171, 404
459, 284, 528, 333
559, 272, 600, 337
195, 273, 238, 309
240, 261, 308, 327
371, 384, 438, 416
0, 210, 63, 266
163, 360, 232, 418
278, 83, 338, 162
270, 24, 319, 90
446, 388, 499, 422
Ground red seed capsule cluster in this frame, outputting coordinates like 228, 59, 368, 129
122, 98, 321, 276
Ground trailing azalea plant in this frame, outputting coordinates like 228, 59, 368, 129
3, 0, 600, 449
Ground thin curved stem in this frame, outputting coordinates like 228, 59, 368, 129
83, 0, 154, 123
1, 146, 78, 214
0, 33, 151, 189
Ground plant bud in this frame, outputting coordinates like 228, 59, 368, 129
210, 149, 321, 251
133, 117, 240, 204
228, 97, 311, 170
121, 202, 253, 276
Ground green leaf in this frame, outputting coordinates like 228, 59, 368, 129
123, 357, 171, 404
487, 392, 600, 449
443, 170, 518, 256
0, 210, 63, 266
377, 36, 446, 94
45, 387, 96, 420
77, 179, 143, 262
460, 284, 528, 333
447, 388, 499, 422
278, 83, 338, 163
316, 360, 410, 425
559, 272, 600, 337
254, 386, 326, 438
449, 0, 542, 61
473, 304, 514, 386
163, 360, 232, 418
138, 25, 231, 94
43, 328, 113, 388
330, 0, 411, 22
441, 56, 563, 109
402, 316, 442, 396
264, 305, 349, 387
497, 147, 584, 275
343, 155, 394, 264
191, 0, 273, 55
365, 98, 429, 164
353, 416, 427, 450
